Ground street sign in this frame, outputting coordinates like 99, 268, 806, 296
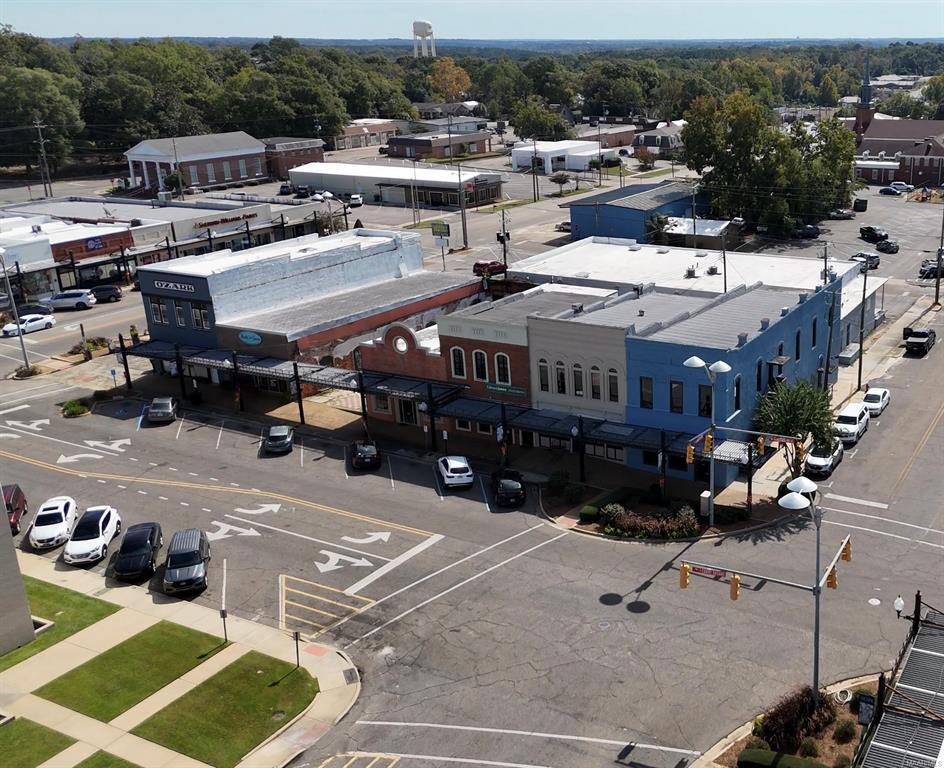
691, 565, 726, 579
430, 221, 450, 237
434, 237, 449, 248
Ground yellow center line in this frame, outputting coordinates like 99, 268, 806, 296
0, 448, 433, 537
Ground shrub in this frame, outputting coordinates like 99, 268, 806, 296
563, 484, 583, 503
61, 400, 90, 417
578, 506, 599, 524
714, 505, 751, 524
833, 718, 856, 744
833, 756, 851, 768
744, 736, 771, 751
799, 737, 818, 758
759, 686, 836, 752
752, 715, 765, 736
737, 749, 828, 768
547, 470, 570, 496
600, 503, 626, 526
14, 364, 41, 378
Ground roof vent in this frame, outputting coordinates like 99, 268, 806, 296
31, 224, 42, 234
781, 306, 790, 317
684, 266, 696, 279
637, 309, 645, 317
628, 244, 642, 251
657, 247, 670, 254
695, 250, 708, 258
737, 332, 749, 346
798, 292, 808, 303
575, 271, 590, 278
707, 265, 719, 275
571, 303, 583, 314
760, 317, 770, 330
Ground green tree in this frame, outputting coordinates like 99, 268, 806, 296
511, 98, 572, 141
681, 95, 723, 173
878, 91, 927, 119
818, 75, 839, 107
754, 380, 834, 478
209, 68, 292, 134
922, 75, 944, 119
548, 171, 572, 196
645, 213, 668, 242
635, 147, 656, 170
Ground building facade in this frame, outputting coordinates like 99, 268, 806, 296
333, 120, 400, 150
386, 131, 492, 160
564, 182, 697, 242
263, 137, 325, 179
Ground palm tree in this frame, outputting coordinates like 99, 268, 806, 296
548, 171, 572, 197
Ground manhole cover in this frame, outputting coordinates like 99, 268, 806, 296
868, 598, 881, 606
343, 668, 358, 685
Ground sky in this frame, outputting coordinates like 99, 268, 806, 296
1, 0, 943, 41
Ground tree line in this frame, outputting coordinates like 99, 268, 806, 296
1, 25, 943, 173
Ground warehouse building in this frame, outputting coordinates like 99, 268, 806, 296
288, 162, 503, 207
510, 140, 618, 174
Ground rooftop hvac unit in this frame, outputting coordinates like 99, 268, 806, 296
657, 247, 670, 254
628, 244, 642, 251
707, 265, 719, 275
695, 250, 708, 258
685, 266, 696, 279
156, 191, 173, 204
31, 224, 42, 234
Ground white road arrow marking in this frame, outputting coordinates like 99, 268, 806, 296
6, 419, 49, 431
206, 521, 261, 541
232, 503, 282, 515
57, 452, 103, 464
314, 550, 374, 573
84, 438, 131, 452
0, 433, 21, 439
341, 532, 391, 545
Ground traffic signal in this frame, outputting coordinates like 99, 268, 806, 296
704, 433, 713, 452
679, 563, 691, 589
730, 574, 741, 601
686, 444, 695, 464
826, 568, 838, 589
841, 539, 852, 562
756, 436, 765, 456
796, 443, 806, 463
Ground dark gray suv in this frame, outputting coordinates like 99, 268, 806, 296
163, 528, 210, 594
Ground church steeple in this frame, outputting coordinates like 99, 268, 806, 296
854, 56, 875, 137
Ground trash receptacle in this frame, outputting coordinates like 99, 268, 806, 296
853, 198, 868, 212
699, 490, 711, 517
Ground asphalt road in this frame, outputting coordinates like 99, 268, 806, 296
4, 303, 944, 768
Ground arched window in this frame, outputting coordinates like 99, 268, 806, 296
607, 368, 619, 403
590, 366, 602, 400
572, 364, 584, 397
811, 318, 818, 348
734, 375, 741, 412
495, 353, 511, 385
450, 347, 466, 378
795, 329, 802, 361
756, 359, 763, 391
538, 359, 549, 392
473, 350, 488, 381
555, 361, 567, 394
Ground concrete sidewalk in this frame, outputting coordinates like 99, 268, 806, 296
9, 551, 360, 768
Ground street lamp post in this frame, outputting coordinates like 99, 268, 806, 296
0, 247, 31, 369
570, 416, 585, 483
779, 476, 825, 700
683, 355, 731, 528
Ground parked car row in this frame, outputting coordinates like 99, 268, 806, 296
435, 456, 527, 507
807, 387, 891, 477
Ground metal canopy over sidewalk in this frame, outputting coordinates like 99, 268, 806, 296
126, 340, 757, 465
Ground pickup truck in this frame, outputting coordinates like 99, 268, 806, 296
904, 327, 937, 355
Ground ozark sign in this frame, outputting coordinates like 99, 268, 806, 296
153, 280, 196, 293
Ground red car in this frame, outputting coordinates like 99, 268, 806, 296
4, 484, 28, 535
473, 260, 507, 277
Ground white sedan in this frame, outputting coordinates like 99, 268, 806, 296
64, 506, 121, 565
863, 387, 890, 416
28, 496, 78, 550
2, 313, 55, 336
437, 455, 475, 489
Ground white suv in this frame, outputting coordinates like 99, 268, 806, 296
833, 402, 870, 444
437, 456, 475, 489
47, 289, 97, 311
889, 181, 914, 193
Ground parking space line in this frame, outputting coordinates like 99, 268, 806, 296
175, 416, 185, 440
129, 458, 139, 462
824, 493, 888, 509
136, 404, 146, 432
823, 506, 944, 536
479, 477, 491, 514
388, 460, 395, 490
285, 574, 373, 601
168, 467, 178, 472
343, 447, 349, 479
225, 515, 394, 561
0, 404, 30, 416
282, 611, 327, 631
216, 421, 224, 450
345, 534, 444, 596
0, 423, 122, 455
823, 519, 944, 549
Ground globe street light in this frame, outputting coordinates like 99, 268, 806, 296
0, 247, 31, 370
683, 355, 731, 527
779, 476, 826, 700
895, 594, 905, 619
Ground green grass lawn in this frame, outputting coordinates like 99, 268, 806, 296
0, 577, 119, 674
133, 651, 318, 768
0, 718, 76, 768
74, 752, 142, 768
36, 621, 227, 722
478, 198, 533, 213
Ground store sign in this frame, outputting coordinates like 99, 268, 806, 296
238, 330, 263, 346
154, 280, 196, 293
430, 221, 450, 237
195, 212, 258, 229
485, 383, 527, 397
85, 237, 105, 251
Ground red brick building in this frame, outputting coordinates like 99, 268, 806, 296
263, 137, 325, 179
386, 130, 492, 160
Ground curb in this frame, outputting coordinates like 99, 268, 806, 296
537, 487, 800, 544
692, 671, 884, 768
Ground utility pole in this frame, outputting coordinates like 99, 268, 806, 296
857, 263, 868, 391
934, 199, 944, 310
456, 158, 469, 250
691, 183, 697, 234
34, 119, 53, 197
0, 248, 31, 370
721, 231, 728, 293
532, 138, 539, 203
823, 242, 829, 286
172, 137, 183, 200
598, 102, 608, 187
497, 209, 510, 269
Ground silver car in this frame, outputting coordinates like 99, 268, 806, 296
46, 290, 97, 311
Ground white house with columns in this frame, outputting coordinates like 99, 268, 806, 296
124, 132, 267, 191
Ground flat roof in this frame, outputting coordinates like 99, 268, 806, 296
449, 285, 613, 326
509, 237, 859, 294
221, 270, 475, 341
289, 162, 498, 185
569, 290, 711, 330
646, 286, 808, 349
565, 181, 694, 212
139, 229, 401, 278
0, 218, 128, 245
3, 196, 262, 225
513, 140, 600, 153
663, 217, 732, 236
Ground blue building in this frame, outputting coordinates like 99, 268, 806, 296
623, 282, 835, 488
563, 181, 701, 242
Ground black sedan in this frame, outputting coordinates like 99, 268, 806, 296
349, 440, 381, 470
113, 522, 162, 579
876, 239, 899, 254
492, 469, 526, 507
263, 425, 294, 453
793, 224, 820, 239
16, 303, 53, 316
879, 186, 902, 196
859, 226, 889, 243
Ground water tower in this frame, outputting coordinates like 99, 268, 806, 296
412, 20, 436, 58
